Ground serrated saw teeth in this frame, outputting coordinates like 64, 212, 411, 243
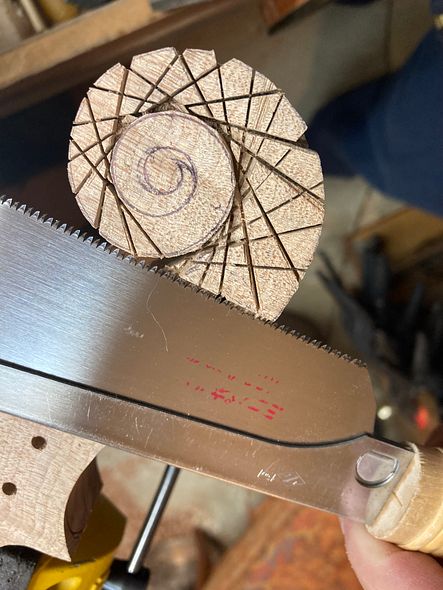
0, 196, 363, 366
1, 193, 376, 445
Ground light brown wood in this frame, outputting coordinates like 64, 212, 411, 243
0, 0, 159, 93
0, 0, 249, 117
95, 110, 234, 257
0, 411, 104, 561
367, 445, 443, 557
68, 48, 324, 320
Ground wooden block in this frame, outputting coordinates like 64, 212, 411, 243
68, 48, 324, 320
0, 412, 103, 561
0, 0, 157, 92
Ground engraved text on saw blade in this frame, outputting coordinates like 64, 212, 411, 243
257, 462, 306, 486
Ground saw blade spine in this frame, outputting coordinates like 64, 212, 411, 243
0, 195, 365, 368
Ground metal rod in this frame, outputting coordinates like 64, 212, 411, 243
127, 464, 180, 575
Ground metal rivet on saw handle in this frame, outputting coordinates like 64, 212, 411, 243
356, 451, 399, 488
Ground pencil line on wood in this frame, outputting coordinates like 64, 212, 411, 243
165, 55, 223, 287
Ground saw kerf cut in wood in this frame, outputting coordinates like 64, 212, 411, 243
68, 47, 325, 320
0, 411, 103, 561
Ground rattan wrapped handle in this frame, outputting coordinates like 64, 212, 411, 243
367, 445, 443, 557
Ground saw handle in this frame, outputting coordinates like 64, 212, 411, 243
367, 444, 443, 557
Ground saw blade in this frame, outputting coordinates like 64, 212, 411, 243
0, 196, 374, 444
0, 197, 414, 523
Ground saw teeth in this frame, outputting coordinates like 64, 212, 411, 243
0, 196, 13, 207
0, 196, 365, 367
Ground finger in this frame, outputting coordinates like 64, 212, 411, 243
341, 518, 443, 590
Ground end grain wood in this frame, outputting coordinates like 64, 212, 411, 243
0, 412, 103, 561
68, 48, 324, 320
100, 110, 234, 258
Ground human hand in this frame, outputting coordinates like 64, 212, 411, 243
342, 425, 443, 590
341, 518, 443, 590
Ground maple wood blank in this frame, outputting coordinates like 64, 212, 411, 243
68, 48, 324, 320
0, 412, 103, 560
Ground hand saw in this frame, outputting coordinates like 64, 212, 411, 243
0, 197, 442, 556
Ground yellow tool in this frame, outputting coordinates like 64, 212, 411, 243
28, 496, 125, 590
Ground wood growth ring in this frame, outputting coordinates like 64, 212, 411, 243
68, 48, 325, 320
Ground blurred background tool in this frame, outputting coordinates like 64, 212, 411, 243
320, 206, 443, 444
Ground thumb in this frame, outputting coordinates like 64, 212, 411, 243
341, 518, 443, 590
